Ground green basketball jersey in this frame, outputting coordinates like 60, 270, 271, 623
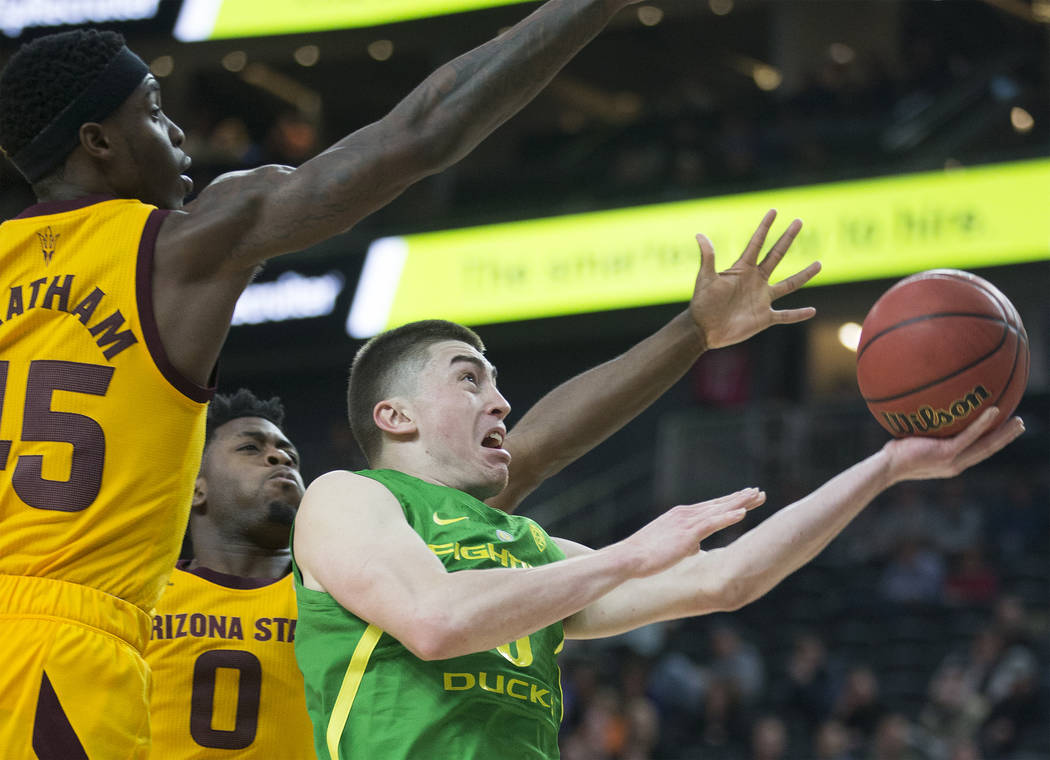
291, 469, 568, 760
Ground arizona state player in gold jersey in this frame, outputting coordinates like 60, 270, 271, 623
0, 5, 666, 754
0, 10, 822, 755
146, 390, 314, 758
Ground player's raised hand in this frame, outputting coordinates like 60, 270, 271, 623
614, 488, 766, 578
689, 210, 821, 350
883, 407, 1025, 484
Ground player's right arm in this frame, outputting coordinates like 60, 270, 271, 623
490, 211, 820, 513
559, 407, 1024, 640
151, 0, 638, 384
189, 0, 639, 266
292, 470, 759, 661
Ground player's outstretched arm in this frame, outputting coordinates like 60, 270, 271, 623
162, 0, 638, 270
292, 471, 760, 660
489, 210, 820, 513
560, 408, 1024, 639
153, 0, 639, 385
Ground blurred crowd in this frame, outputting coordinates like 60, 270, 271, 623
174, 28, 1046, 229
556, 464, 1049, 760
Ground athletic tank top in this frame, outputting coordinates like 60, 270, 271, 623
0, 196, 210, 612
292, 469, 567, 760
147, 565, 315, 758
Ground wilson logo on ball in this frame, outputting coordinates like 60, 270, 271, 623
881, 384, 990, 436
857, 269, 1029, 438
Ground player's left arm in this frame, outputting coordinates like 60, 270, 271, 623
558, 408, 1024, 638
488, 210, 821, 513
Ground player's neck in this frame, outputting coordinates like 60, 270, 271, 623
188, 544, 292, 580
34, 159, 119, 204
376, 451, 487, 499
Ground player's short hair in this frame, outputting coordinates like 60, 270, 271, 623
0, 29, 146, 183
348, 320, 485, 464
205, 389, 286, 447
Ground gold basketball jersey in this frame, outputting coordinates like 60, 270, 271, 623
146, 566, 315, 759
0, 196, 210, 613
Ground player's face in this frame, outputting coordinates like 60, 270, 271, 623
410, 341, 512, 500
198, 417, 305, 550
104, 75, 192, 209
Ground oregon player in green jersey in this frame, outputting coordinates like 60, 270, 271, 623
291, 236, 1023, 760
293, 470, 569, 758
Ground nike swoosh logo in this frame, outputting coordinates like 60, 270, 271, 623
433, 513, 468, 526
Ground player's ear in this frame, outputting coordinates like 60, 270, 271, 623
78, 122, 112, 160
191, 476, 207, 511
374, 398, 417, 436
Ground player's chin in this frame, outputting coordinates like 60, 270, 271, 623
473, 468, 509, 501
266, 500, 298, 526
161, 177, 191, 210
167, 189, 187, 210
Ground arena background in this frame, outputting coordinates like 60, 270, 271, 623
1, 1, 1047, 757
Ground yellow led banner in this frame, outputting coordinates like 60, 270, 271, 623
175, 0, 536, 40
346, 158, 1050, 337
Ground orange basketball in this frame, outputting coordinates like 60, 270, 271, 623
856, 269, 1029, 437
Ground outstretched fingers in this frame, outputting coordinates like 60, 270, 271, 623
892, 407, 1026, 483
698, 487, 766, 511
737, 209, 778, 267
953, 406, 1002, 448
770, 259, 822, 299
695, 233, 717, 279
767, 260, 822, 324
952, 411, 1025, 472
756, 218, 804, 278
689, 488, 766, 542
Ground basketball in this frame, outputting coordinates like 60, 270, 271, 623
856, 269, 1029, 438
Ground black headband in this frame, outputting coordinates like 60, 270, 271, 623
9, 45, 150, 184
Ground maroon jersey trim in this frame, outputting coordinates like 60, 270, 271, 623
135, 208, 215, 403
13, 194, 116, 219
177, 560, 290, 590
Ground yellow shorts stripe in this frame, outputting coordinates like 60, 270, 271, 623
326, 624, 383, 760
0, 574, 151, 652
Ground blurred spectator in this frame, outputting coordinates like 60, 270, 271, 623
813, 719, 857, 760
936, 621, 1042, 750
943, 546, 999, 606
990, 476, 1048, 564
917, 662, 988, 751
263, 111, 320, 165
983, 638, 1038, 708
946, 739, 982, 760
647, 649, 706, 753
979, 654, 1044, 760
619, 656, 660, 760
648, 648, 704, 708
870, 714, 923, 760
707, 622, 766, 707
858, 484, 938, 563
773, 631, 836, 732
749, 715, 788, 760
562, 686, 628, 760
931, 479, 984, 559
878, 539, 945, 604
695, 676, 750, 760
992, 594, 1048, 649
562, 655, 603, 740
833, 666, 887, 752
947, 627, 1006, 698
563, 651, 661, 760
